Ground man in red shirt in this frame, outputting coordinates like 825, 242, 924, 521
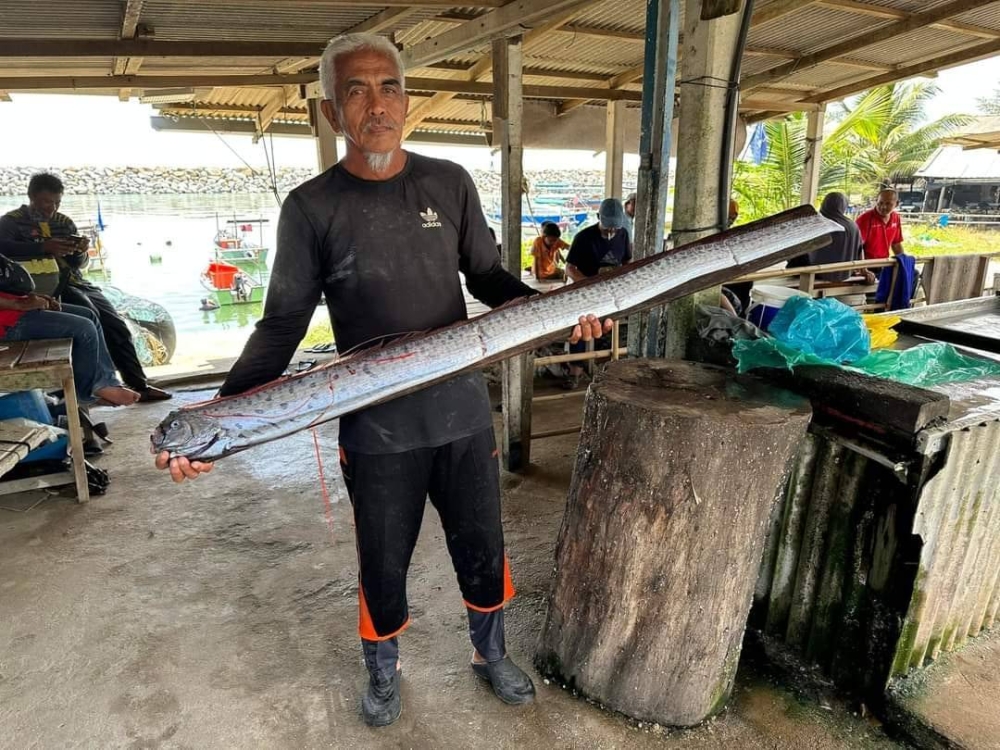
856, 189, 905, 260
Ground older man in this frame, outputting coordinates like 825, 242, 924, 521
857, 188, 905, 261
155, 33, 611, 727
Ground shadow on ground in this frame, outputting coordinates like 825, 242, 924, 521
0, 388, 902, 748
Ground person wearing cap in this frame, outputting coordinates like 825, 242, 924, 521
561, 199, 632, 388
623, 192, 637, 239
530, 221, 568, 281
566, 198, 632, 282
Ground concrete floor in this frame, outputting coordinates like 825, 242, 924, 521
0, 388, 902, 749
888, 628, 1000, 750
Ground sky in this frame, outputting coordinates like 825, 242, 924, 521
1, 55, 998, 172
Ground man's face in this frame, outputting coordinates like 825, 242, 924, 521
543, 235, 558, 248
321, 49, 409, 159
875, 192, 897, 218
598, 222, 618, 240
29, 190, 61, 221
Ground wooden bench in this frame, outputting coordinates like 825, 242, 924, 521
0, 339, 90, 502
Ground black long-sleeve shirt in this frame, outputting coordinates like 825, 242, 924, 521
221, 153, 534, 453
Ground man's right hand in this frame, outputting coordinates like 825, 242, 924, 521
41, 238, 81, 257
155, 451, 215, 484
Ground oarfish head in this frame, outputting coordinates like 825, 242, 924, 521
151, 410, 228, 461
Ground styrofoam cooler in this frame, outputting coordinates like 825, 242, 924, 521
746, 284, 811, 331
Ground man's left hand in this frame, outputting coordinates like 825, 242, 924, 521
568, 314, 613, 344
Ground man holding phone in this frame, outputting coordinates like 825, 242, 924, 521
0, 172, 171, 402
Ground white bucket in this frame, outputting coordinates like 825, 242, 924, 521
747, 284, 811, 331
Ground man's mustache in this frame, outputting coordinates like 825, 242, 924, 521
363, 117, 398, 133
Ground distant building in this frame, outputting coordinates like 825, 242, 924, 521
916, 117, 1000, 214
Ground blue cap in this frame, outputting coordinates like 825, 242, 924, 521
598, 198, 625, 229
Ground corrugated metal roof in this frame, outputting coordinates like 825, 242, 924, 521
0, 0, 121, 39
1, 0, 999, 132
142, 1, 383, 42
917, 145, 1000, 180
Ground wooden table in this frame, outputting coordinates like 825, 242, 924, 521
0, 339, 90, 502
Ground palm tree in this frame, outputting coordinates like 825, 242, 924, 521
733, 82, 969, 220
831, 82, 969, 191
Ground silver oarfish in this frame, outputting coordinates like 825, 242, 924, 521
151, 206, 839, 461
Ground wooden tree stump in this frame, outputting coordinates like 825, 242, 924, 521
535, 359, 811, 727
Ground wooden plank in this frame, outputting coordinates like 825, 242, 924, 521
60, 371, 90, 503
0, 423, 50, 478
752, 0, 818, 27
743, 0, 989, 90
121, 0, 145, 39
345, 7, 419, 35
403, 0, 596, 68
16, 338, 72, 369
2, 40, 329, 57
0, 342, 28, 370
761, 366, 951, 436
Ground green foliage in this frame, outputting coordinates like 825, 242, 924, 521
976, 86, 1000, 115
733, 83, 970, 222
302, 321, 333, 347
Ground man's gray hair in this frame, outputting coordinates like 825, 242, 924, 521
319, 33, 406, 101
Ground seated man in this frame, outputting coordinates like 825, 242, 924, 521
0, 249, 138, 408
530, 222, 568, 281
0, 172, 171, 402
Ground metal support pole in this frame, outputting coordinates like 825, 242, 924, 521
493, 36, 532, 472
627, 0, 681, 359
604, 99, 626, 201
799, 104, 826, 206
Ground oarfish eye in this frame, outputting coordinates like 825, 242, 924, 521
170, 420, 180, 429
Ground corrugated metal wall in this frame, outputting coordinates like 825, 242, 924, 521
892, 420, 1000, 675
753, 429, 922, 696
753, 416, 1000, 695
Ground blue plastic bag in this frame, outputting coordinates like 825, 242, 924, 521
767, 296, 871, 364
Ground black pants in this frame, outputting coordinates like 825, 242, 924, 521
340, 428, 513, 653
61, 285, 148, 390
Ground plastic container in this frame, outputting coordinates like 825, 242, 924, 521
205, 261, 240, 290
746, 284, 811, 331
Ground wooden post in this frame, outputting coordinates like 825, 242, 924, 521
308, 98, 339, 174
604, 99, 625, 201
493, 35, 532, 472
664, 0, 741, 358
799, 105, 826, 206
536, 359, 811, 726
628, 0, 680, 359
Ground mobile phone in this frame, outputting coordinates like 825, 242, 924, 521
65, 235, 86, 246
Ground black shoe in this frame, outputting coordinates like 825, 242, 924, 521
83, 437, 104, 457
362, 667, 401, 727
137, 386, 172, 402
471, 656, 535, 705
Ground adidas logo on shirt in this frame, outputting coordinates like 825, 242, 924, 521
420, 207, 442, 229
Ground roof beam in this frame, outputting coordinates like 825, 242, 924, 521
113, 0, 145, 79
401, 0, 598, 68
3, 40, 327, 57
751, 0, 819, 27
559, 23, 644, 41
743, 0, 990, 90
806, 36, 1000, 104
1, 72, 643, 102
121, 0, 144, 39
402, 2, 597, 135
346, 7, 420, 35
1, 73, 317, 90
254, 87, 295, 142
556, 62, 644, 116
819, 0, 1000, 39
